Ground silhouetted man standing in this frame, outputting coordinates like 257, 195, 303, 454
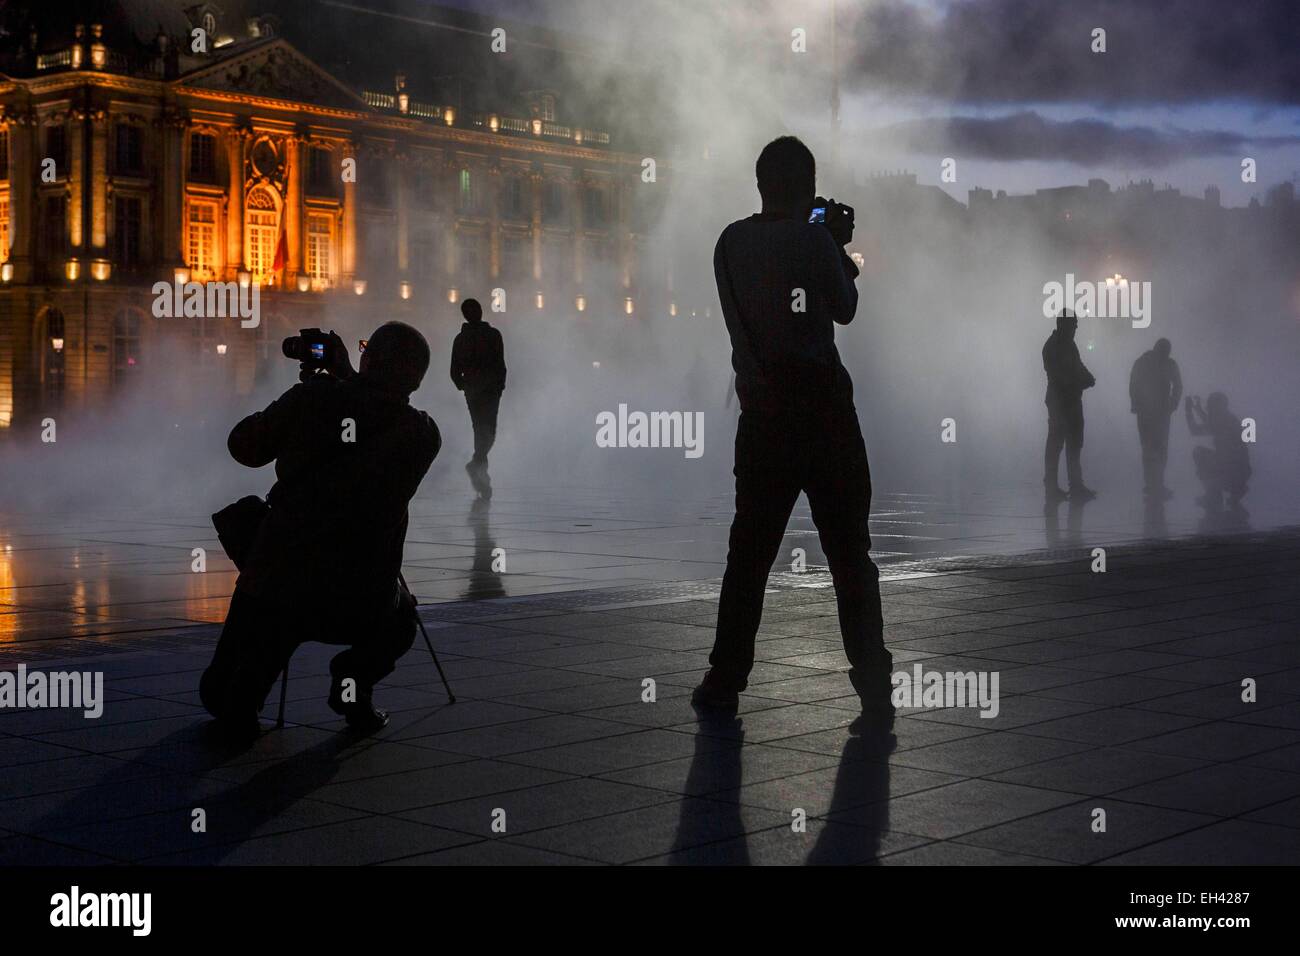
450, 298, 506, 500
200, 323, 440, 741
1042, 309, 1096, 500
695, 135, 892, 724
1129, 337, 1181, 499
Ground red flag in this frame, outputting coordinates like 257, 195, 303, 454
272, 219, 288, 273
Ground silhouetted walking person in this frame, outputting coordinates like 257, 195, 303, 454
1185, 392, 1250, 513
694, 136, 893, 725
201, 323, 440, 742
450, 298, 506, 500
1042, 309, 1096, 500
1129, 337, 1182, 499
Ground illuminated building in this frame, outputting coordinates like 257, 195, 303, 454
0, 2, 661, 428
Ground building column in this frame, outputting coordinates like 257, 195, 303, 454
225, 126, 246, 277
530, 162, 543, 282
6, 108, 36, 282
395, 147, 410, 277
90, 110, 107, 252
340, 139, 357, 282
487, 158, 501, 280
285, 130, 303, 284
159, 106, 188, 267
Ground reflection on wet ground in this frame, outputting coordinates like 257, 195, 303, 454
1, 482, 1294, 643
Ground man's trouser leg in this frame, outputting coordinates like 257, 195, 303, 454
1138, 412, 1171, 492
803, 406, 890, 698
200, 589, 299, 721
1044, 400, 1066, 488
1063, 398, 1085, 490
710, 412, 801, 691
326, 589, 418, 699
466, 390, 502, 465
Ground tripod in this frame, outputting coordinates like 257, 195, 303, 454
275, 572, 456, 727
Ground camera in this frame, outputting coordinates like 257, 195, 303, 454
809, 196, 854, 233
282, 328, 334, 371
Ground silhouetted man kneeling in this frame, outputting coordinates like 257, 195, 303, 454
450, 298, 506, 500
694, 135, 893, 724
1129, 337, 1181, 499
1185, 392, 1250, 513
200, 322, 441, 741
1042, 309, 1096, 501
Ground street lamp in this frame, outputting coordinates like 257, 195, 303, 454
174, 266, 190, 285
448, 287, 459, 304
575, 294, 586, 312
400, 280, 412, 300
65, 259, 81, 281
296, 274, 310, 292
353, 279, 367, 295
1, 263, 12, 282
216, 343, 228, 356
237, 269, 251, 289
51, 337, 64, 352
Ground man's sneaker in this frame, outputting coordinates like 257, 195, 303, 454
328, 679, 390, 733
1044, 485, 1068, 502
1068, 485, 1097, 501
691, 671, 740, 713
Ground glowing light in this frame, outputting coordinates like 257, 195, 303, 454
51, 337, 64, 352
443, 107, 456, 126
1, 263, 12, 282
669, 302, 677, 317
400, 280, 412, 300
448, 287, 459, 304
65, 259, 80, 281
237, 269, 251, 289
535, 291, 544, 309
531, 118, 543, 136
592, 361, 600, 368
174, 266, 190, 285
90, 259, 110, 281
575, 294, 586, 312
488, 114, 500, 132
296, 274, 310, 292
353, 279, 367, 296
216, 343, 228, 355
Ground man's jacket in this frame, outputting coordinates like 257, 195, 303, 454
450, 322, 507, 396
228, 375, 441, 617
1042, 330, 1096, 405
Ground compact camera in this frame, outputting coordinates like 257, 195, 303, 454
281, 328, 335, 371
809, 196, 855, 235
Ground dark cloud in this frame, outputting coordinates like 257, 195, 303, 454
870, 110, 1300, 166
844, 0, 1300, 106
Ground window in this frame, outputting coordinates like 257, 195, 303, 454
187, 201, 217, 278
540, 95, 556, 122
112, 310, 143, 386
501, 235, 529, 280
584, 186, 608, 227
202, 13, 217, 35
415, 169, 438, 207
456, 232, 483, 279
412, 229, 437, 279
457, 168, 477, 214
113, 196, 142, 269
115, 124, 143, 175
245, 189, 278, 284
43, 195, 66, 264
544, 181, 567, 223
544, 236, 570, 280
46, 126, 67, 176
0, 198, 8, 261
189, 133, 216, 182
306, 146, 335, 197
502, 177, 527, 220
362, 156, 390, 206
306, 213, 332, 285
0, 130, 9, 179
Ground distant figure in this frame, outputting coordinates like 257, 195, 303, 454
450, 298, 506, 500
695, 135, 893, 726
201, 323, 441, 741
1042, 309, 1096, 500
1129, 338, 1182, 499
1185, 392, 1250, 513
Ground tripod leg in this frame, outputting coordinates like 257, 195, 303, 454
399, 573, 455, 703
276, 664, 288, 728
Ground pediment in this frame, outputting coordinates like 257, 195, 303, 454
178, 39, 367, 111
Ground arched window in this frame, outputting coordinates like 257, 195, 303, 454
112, 309, 143, 386
245, 187, 278, 285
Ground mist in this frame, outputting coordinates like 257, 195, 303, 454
3, 0, 1297, 552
